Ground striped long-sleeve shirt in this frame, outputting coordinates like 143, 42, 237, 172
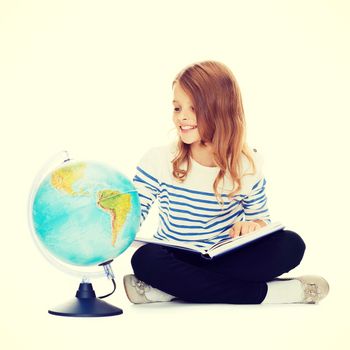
132, 141, 272, 249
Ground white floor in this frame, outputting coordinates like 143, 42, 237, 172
2, 247, 348, 350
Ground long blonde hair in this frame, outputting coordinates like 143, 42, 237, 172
170, 60, 257, 206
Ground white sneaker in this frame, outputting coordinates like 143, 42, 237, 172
276, 275, 330, 304
123, 274, 175, 304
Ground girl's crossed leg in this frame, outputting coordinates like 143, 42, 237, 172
130, 229, 306, 304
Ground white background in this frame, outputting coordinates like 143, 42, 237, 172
1, 0, 349, 349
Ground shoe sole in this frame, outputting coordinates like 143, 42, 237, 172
123, 275, 134, 303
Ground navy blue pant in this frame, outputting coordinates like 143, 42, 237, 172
131, 229, 306, 304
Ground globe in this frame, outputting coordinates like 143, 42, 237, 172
28, 151, 141, 317
32, 159, 141, 267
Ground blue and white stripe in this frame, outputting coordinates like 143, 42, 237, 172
133, 164, 271, 249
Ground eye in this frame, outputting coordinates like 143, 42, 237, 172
173, 107, 195, 112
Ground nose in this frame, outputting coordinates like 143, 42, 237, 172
176, 115, 187, 125
178, 111, 192, 122
175, 108, 195, 125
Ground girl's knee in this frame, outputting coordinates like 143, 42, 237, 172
283, 230, 306, 252
131, 243, 168, 277
280, 229, 306, 268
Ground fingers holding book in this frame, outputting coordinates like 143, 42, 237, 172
229, 221, 261, 238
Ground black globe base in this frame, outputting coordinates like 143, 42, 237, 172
48, 282, 123, 317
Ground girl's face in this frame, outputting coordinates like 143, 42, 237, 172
172, 82, 201, 145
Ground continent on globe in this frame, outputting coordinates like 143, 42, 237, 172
32, 160, 140, 267
51, 162, 89, 196
97, 190, 132, 246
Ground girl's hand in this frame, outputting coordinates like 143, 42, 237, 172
229, 221, 261, 238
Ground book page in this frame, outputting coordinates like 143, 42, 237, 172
208, 221, 284, 253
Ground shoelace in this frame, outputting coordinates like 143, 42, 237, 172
132, 278, 151, 295
304, 283, 322, 303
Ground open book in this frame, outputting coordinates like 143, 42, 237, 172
132, 221, 285, 260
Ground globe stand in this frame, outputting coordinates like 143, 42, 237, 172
48, 261, 122, 317
48, 281, 123, 317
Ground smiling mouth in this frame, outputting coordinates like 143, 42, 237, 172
180, 126, 197, 131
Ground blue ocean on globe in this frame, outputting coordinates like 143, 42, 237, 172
32, 160, 141, 266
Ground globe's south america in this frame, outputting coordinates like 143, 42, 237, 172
32, 161, 141, 266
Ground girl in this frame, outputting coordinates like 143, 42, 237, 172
123, 60, 329, 305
